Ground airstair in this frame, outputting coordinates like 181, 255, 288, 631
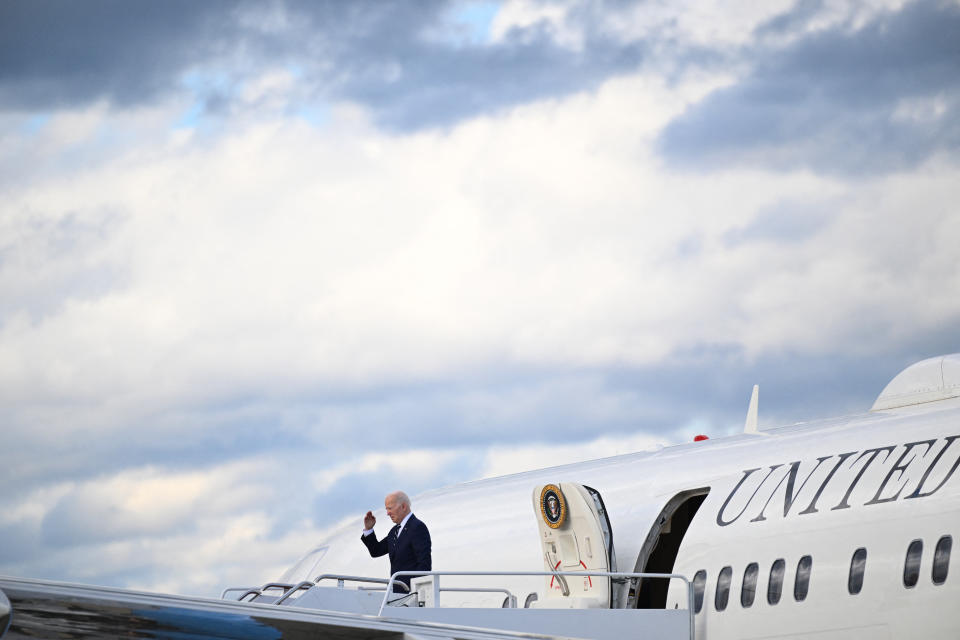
221, 480, 697, 639
223, 570, 695, 640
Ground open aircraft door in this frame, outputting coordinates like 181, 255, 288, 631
531, 483, 615, 609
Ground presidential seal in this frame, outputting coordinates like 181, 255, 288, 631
539, 484, 566, 529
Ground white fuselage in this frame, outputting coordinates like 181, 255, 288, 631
291, 394, 960, 638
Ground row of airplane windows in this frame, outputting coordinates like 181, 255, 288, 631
691, 534, 953, 614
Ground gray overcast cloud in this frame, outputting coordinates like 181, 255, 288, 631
0, 1, 222, 108
0, 0, 643, 126
1, 0, 958, 597
5, 1, 957, 146
660, 0, 960, 175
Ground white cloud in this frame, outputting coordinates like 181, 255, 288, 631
2, 0, 958, 599
491, 0, 585, 49
597, 0, 913, 50
606, 0, 794, 47
310, 449, 469, 492
2, 65, 958, 441
479, 433, 669, 479
0, 430, 688, 597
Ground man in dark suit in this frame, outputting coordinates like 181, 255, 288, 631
361, 491, 432, 591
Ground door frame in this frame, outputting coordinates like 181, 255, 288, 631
626, 487, 710, 609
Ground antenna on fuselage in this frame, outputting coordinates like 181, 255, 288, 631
744, 384, 764, 435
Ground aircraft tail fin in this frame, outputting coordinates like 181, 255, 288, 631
744, 385, 762, 435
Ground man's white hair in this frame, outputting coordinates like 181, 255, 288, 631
388, 491, 411, 508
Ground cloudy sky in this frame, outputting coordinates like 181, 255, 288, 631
1, 0, 959, 597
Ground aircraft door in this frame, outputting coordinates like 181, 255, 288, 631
531, 483, 614, 608
632, 488, 709, 609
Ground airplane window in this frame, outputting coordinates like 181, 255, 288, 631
741, 562, 758, 608
768, 559, 785, 605
904, 539, 923, 588
848, 548, 867, 595
693, 570, 707, 614
715, 566, 732, 611
933, 536, 952, 585
794, 555, 812, 601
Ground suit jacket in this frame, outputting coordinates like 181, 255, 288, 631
361, 513, 432, 588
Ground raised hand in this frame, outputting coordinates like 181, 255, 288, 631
364, 510, 376, 530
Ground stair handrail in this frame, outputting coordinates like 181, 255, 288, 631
313, 573, 408, 592
223, 574, 411, 603
236, 582, 295, 602
220, 586, 259, 600
275, 581, 316, 605
276, 574, 412, 605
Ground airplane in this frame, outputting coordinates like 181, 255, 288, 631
1, 352, 959, 639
